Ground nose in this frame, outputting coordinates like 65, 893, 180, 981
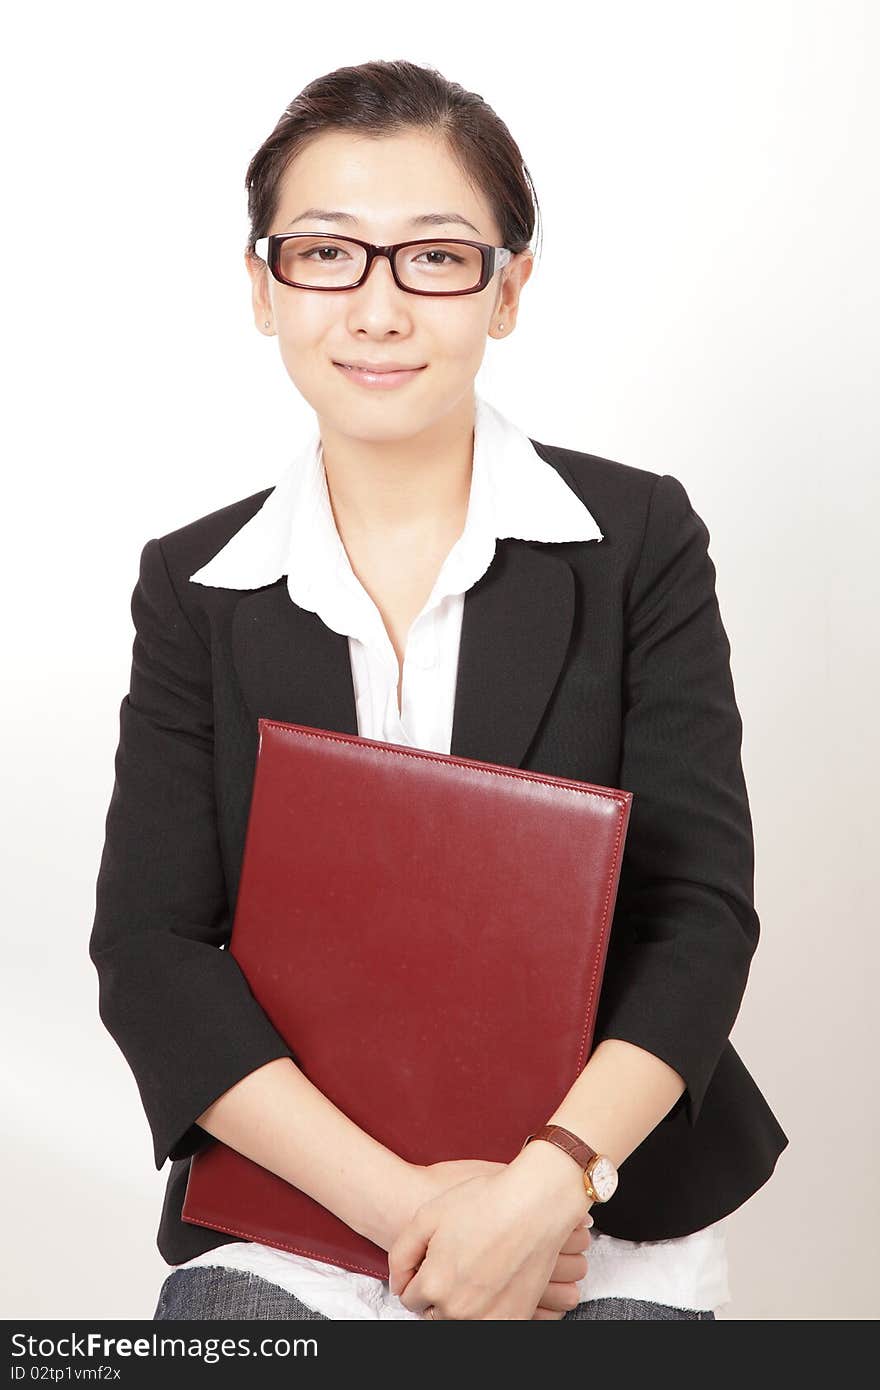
345, 250, 413, 329
359, 249, 401, 290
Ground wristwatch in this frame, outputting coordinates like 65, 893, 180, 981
520, 1123, 619, 1203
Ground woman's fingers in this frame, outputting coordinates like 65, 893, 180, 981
545, 1223, 589, 1311
558, 1225, 592, 1256
551, 1222, 590, 1281
534, 1280, 582, 1315
550, 1251, 588, 1284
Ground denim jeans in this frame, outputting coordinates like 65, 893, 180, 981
153, 1267, 716, 1320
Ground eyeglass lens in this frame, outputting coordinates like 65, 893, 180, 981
275, 236, 485, 291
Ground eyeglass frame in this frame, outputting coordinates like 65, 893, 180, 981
252, 233, 514, 297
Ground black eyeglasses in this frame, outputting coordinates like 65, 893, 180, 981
252, 233, 514, 297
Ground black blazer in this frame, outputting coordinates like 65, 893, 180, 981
89, 437, 788, 1265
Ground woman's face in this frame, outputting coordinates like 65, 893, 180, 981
246, 128, 533, 443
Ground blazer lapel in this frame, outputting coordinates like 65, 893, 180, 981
231, 539, 575, 772
450, 540, 575, 767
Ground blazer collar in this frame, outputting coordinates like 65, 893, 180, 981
191, 395, 604, 770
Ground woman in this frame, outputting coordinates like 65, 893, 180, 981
90, 59, 788, 1322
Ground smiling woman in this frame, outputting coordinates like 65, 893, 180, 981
242, 119, 534, 454
89, 56, 787, 1324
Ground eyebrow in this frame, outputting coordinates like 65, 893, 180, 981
285, 208, 483, 236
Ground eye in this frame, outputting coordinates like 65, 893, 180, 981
300, 244, 353, 262
413, 247, 467, 266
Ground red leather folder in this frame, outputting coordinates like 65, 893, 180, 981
182, 718, 632, 1279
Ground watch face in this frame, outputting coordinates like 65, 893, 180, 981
590, 1156, 619, 1202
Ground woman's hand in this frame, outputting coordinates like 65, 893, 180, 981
388, 1158, 591, 1319
387, 1157, 590, 1320
391, 1159, 591, 1319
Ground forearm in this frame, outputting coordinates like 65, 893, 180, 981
507, 1038, 686, 1206
546, 1037, 686, 1167
195, 1056, 420, 1250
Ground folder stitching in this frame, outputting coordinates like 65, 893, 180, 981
260, 720, 628, 807
181, 1213, 381, 1273
576, 796, 629, 1072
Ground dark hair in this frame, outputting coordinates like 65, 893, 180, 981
244, 59, 541, 263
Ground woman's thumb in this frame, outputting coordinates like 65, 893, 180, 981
387, 1209, 432, 1297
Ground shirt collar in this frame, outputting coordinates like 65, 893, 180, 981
189, 393, 603, 632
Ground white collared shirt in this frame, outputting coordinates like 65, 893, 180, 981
182, 392, 730, 1318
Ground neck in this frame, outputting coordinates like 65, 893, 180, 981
316, 391, 476, 545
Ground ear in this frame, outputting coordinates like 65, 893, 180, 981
507, 249, 534, 301
244, 248, 273, 334
516, 250, 535, 292
494, 250, 535, 333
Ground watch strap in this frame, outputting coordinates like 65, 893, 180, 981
521, 1122, 599, 1171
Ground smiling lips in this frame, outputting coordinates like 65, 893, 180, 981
334, 361, 427, 389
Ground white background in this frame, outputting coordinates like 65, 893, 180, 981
2, 0, 877, 1321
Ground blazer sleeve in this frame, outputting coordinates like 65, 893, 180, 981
592, 472, 760, 1128
88, 536, 295, 1170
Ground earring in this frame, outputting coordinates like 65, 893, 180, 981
264, 320, 271, 328
498, 322, 505, 331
